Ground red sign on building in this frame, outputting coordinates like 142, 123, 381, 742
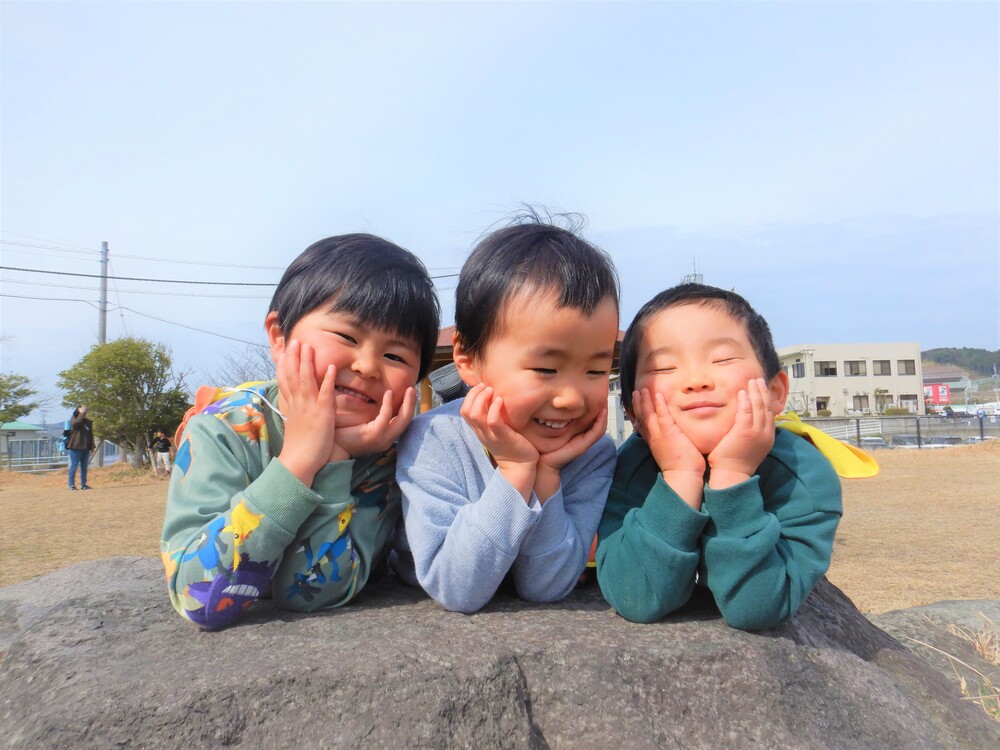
923, 383, 951, 404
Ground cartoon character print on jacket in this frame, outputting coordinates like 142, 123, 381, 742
284, 507, 356, 602
172, 385, 271, 477
184, 556, 276, 629
223, 501, 264, 570
354, 450, 397, 517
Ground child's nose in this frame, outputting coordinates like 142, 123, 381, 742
352, 350, 381, 379
682, 368, 713, 392
552, 385, 586, 411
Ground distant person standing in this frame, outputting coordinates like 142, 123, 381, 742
152, 430, 173, 475
67, 405, 95, 490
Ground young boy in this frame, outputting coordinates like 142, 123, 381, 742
161, 234, 440, 630
596, 283, 842, 630
395, 218, 620, 613
152, 429, 173, 475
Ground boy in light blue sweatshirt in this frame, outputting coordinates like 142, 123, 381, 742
395, 217, 620, 613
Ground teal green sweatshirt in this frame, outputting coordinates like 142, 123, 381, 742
160, 382, 400, 630
595, 429, 842, 630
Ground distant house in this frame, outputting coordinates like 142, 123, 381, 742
921, 363, 972, 407
0, 420, 44, 453
777, 343, 925, 416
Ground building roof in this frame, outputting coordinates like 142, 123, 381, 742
0, 421, 43, 432
921, 363, 970, 383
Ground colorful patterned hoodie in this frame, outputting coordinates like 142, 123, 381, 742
160, 382, 400, 630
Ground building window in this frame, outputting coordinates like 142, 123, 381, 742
873, 360, 891, 376
853, 395, 870, 412
816, 397, 829, 411
899, 394, 918, 413
815, 361, 837, 377
845, 360, 867, 376
898, 359, 916, 375
791, 362, 805, 378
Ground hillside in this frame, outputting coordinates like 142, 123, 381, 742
922, 347, 998, 378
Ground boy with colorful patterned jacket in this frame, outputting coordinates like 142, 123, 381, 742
161, 235, 439, 630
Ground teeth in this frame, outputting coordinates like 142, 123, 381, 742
222, 584, 260, 597
337, 386, 374, 403
536, 419, 570, 429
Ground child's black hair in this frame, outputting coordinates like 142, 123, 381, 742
268, 234, 441, 379
455, 213, 620, 357
619, 283, 780, 412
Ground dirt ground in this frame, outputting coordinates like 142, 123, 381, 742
1, 443, 998, 614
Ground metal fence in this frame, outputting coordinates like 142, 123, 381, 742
803, 413, 1000, 448
2, 438, 122, 472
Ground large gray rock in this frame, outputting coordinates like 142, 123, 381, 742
0, 557, 997, 749
871, 599, 1000, 726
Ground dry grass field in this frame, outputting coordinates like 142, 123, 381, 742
1, 443, 998, 614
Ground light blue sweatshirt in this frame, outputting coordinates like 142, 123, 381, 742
396, 399, 616, 613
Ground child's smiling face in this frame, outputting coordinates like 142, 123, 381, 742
267, 308, 422, 428
456, 290, 619, 455
631, 302, 787, 454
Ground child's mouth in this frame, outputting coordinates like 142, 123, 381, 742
336, 386, 376, 404
534, 418, 571, 431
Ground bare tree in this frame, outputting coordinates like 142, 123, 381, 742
212, 344, 275, 386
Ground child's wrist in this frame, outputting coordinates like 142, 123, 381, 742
277, 455, 319, 488
496, 459, 537, 503
661, 469, 705, 510
706, 467, 753, 489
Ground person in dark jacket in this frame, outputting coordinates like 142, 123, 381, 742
67, 405, 95, 490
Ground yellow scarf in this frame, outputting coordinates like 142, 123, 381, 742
775, 412, 879, 478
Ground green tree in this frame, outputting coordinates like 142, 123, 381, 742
0, 373, 39, 424
57, 338, 191, 465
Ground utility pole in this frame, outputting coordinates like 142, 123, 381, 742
99, 241, 109, 344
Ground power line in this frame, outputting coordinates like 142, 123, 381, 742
0, 240, 99, 257
3, 278, 270, 299
0, 292, 267, 347
0, 264, 460, 284
1, 265, 275, 286
120, 306, 268, 348
1, 235, 462, 274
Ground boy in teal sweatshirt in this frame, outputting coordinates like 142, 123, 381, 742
596, 283, 842, 630
161, 234, 439, 629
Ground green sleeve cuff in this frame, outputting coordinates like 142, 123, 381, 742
244, 459, 324, 534
639, 474, 710, 551
702, 476, 769, 538
311, 459, 356, 505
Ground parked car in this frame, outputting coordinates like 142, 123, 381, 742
858, 437, 890, 450
926, 436, 963, 446
962, 436, 998, 444
889, 434, 946, 449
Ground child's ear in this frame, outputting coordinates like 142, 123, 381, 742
768, 370, 790, 415
452, 332, 482, 387
264, 311, 286, 363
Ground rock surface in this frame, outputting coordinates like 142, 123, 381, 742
1, 557, 997, 749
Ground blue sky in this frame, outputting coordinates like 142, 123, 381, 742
2, 1, 998, 423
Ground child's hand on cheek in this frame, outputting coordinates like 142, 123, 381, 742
461, 383, 538, 503
335, 387, 417, 458
276, 340, 340, 487
707, 378, 775, 489
633, 389, 706, 510
535, 405, 609, 502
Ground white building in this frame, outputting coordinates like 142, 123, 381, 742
777, 343, 925, 416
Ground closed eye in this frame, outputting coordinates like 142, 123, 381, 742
714, 357, 740, 365
532, 368, 557, 375
335, 332, 357, 345
385, 352, 411, 365
587, 369, 609, 376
